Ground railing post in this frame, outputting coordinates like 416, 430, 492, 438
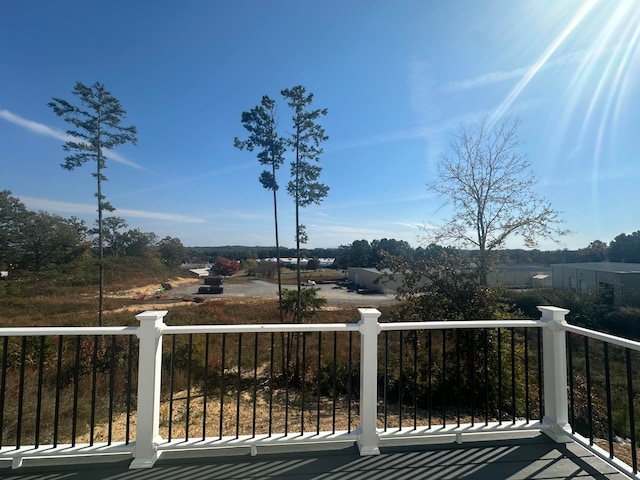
538, 305, 571, 443
130, 310, 168, 469
356, 308, 382, 456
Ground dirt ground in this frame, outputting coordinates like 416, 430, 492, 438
107, 276, 398, 312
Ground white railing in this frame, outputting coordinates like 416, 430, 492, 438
0, 305, 635, 475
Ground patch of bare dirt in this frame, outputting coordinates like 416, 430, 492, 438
108, 277, 201, 299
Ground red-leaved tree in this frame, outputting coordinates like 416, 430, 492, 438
211, 257, 239, 276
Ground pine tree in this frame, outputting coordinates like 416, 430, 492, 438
49, 81, 137, 325
235, 95, 286, 322
281, 86, 329, 321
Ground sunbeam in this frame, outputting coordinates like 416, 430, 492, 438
488, 0, 599, 129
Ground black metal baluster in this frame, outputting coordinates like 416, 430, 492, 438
90, 335, 98, 445
252, 332, 258, 438
186, 334, 193, 441
537, 329, 543, 421
301, 333, 306, 435
203, 333, 210, 441
219, 333, 226, 439
35, 336, 45, 448
471, 330, 476, 427
236, 333, 242, 439
16, 337, 26, 449
268, 332, 274, 437
168, 335, 176, 441
347, 331, 353, 433
0, 337, 7, 449
316, 331, 322, 435
428, 330, 432, 429
524, 328, 530, 423
626, 348, 637, 473
384, 331, 388, 431
284, 332, 290, 436
567, 333, 576, 434
484, 329, 489, 426
604, 342, 614, 458
108, 335, 116, 444
333, 331, 338, 434
585, 337, 593, 445
413, 332, 418, 430
126, 335, 133, 445
498, 328, 503, 424
399, 330, 404, 431
511, 328, 516, 424
53, 336, 63, 447
456, 329, 461, 427
442, 330, 446, 427
71, 336, 81, 446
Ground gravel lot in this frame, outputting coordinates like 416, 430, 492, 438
167, 279, 398, 308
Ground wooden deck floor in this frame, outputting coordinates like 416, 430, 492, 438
0, 432, 630, 479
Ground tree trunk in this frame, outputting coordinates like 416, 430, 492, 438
97, 122, 104, 328
97, 165, 104, 327
294, 136, 302, 322
272, 163, 284, 324
478, 249, 489, 286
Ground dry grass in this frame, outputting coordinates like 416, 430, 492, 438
593, 439, 634, 469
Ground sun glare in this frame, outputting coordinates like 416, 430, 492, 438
493, 0, 640, 195
489, 0, 599, 127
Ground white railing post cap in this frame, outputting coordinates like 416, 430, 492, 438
135, 310, 169, 322
537, 306, 570, 322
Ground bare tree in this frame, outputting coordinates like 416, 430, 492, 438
428, 117, 568, 285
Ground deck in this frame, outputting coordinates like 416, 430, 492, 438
0, 432, 629, 480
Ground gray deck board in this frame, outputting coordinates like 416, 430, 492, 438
0, 433, 630, 479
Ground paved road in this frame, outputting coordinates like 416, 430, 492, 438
168, 279, 398, 308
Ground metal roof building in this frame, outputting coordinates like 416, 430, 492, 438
551, 262, 640, 306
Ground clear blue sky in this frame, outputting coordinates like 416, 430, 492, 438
2, 0, 639, 250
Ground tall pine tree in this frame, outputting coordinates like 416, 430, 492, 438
235, 96, 286, 322
49, 81, 137, 326
281, 86, 329, 321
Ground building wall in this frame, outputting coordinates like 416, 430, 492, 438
347, 268, 402, 294
621, 275, 640, 306
552, 265, 621, 292
488, 269, 552, 287
552, 264, 640, 306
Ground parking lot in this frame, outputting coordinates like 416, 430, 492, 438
170, 279, 398, 308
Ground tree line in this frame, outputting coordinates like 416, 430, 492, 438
4, 184, 636, 276
184, 246, 339, 263
185, 235, 640, 269
0, 190, 186, 274
331, 235, 640, 269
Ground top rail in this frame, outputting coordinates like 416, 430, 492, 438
163, 322, 360, 335
564, 323, 640, 352
380, 319, 546, 331
0, 326, 139, 337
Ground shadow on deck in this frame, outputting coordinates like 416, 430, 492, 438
0, 432, 628, 480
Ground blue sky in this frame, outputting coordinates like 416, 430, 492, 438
2, 0, 639, 250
